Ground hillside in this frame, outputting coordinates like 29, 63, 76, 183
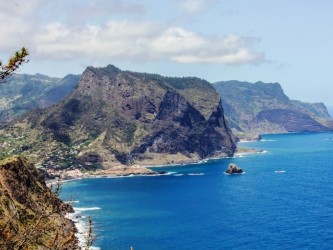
214, 80, 333, 138
0, 65, 236, 169
0, 73, 80, 123
0, 156, 78, 249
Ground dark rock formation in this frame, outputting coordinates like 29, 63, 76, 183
0, 156, 78, 249
226, 163, 243, 174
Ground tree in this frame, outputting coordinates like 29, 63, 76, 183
0, 47, 29, 80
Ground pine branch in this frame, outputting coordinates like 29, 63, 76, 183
0, 47, 29, 81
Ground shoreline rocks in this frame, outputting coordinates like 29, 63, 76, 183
225, 163, 243, 174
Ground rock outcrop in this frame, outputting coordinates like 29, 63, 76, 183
225, 163, 243, 174
0, 65, 236, 168
0, 156, 78, 249
214, 80, 333, 138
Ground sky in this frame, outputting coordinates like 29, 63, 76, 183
1, 0, 333, 105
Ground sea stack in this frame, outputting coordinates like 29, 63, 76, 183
225, 163, 243, 174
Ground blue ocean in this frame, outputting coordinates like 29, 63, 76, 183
61, 132, 333, 249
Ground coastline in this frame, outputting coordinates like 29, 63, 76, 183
56, 146, 262, 249
59, 132, 333, 249
65, 206, 101, 250
46, 167, 166, 186
46, 147, 262, 186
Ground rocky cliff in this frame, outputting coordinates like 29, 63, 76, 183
0, 65, 236, 168
0, 156, 78, 249
214, 80, 333, 138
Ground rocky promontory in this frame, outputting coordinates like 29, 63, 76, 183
0, 65, 236, 171
214, 80, 333, 137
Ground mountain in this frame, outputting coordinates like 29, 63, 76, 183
214, 80, 333, 138
0, 65, 236, 168
0, 73, 80, 123
0, 156, 78, 249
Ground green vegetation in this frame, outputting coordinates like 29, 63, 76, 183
0, 73, 80, 122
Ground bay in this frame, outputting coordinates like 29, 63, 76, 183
61, 132, 333, 249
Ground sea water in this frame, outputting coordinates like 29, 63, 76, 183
61, 132, 333, 249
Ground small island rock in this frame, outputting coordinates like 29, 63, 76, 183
225, 163, 243, 174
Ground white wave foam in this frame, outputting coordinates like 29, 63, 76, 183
199, 159, 209, 163
101, 172, 174, 179
188, 173, 204, 176
66, 212, 86, 248
164, 171, 176, 175
65, 200, 80, 204
260, 139, 276, 142
74, 207, 101, 212
274, 170, 286, 173
224, 172, 246, 175
173, 174, 184, 176
232, 154, 245, 158
257, 150, 268, 154
66, 206, 101, 249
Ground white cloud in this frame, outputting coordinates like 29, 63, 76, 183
0, 0, 42, 51
172, 48, 263, 64
0, 0, 43, 16
149, 28, 205, 60
32, 22, 264, 65
45, 0, 147, 24
33, 21, 158, 60
0, 0, 264, 66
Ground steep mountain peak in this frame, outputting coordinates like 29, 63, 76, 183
1, 65, 236, 168
86, 64, 122, 76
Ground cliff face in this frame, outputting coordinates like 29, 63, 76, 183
214, 80, 333, 137
1, 65, 236, 167
131, 91, 235, 161
0, 156, 78, 249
